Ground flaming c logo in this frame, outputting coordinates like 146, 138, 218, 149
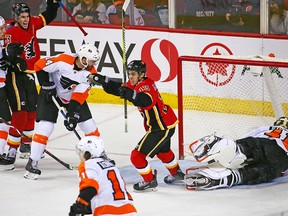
141, 39, 179, 82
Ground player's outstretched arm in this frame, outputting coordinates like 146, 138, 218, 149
40, 0, 60, 25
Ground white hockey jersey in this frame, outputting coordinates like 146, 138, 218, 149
34, 53, 96, 105
77, 158, 138, 215
0, 40, 7, 88
241, 125, 288, 153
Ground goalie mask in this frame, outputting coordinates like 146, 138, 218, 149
190, 135, 246, 169
76, 136, 105, 160
274, 117, 288, 129
78, 43, 100, 68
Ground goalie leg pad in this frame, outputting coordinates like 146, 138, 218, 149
185, 167, 242, 190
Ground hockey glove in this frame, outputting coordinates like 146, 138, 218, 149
69, 202, 91, 216
11, 57, 27, 73
41, 82, 57, 103
119, 86, 136, 102
64, 111, 80, 131
0, 57, 7, 71
46, 0, 60, 7
87, 74, 109, 86
3, 43, 24, 61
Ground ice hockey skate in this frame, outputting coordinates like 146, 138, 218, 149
19, 141, 31, 159
0, 148, 17, 170
24, 158, 41, 180
164, 169, 185, 184
133, 170, 158, 192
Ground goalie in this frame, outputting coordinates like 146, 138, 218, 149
185, 117, 288, 190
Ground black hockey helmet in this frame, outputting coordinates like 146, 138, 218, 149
273, 117, 288, 129
127, 60, 146, 75
12, 3, 30, 18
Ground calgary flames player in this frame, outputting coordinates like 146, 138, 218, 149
87, 60, 185, 192
24, 43, 101, 180
69, 136, 138, 216
1, 1, 59, 168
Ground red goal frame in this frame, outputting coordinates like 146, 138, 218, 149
177, 55, 288, 160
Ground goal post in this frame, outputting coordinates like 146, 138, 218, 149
177, 55, 288, 160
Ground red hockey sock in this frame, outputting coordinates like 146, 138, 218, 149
130, 149, 154, 182
157, 150, 179, 175
22, 111, 36, 143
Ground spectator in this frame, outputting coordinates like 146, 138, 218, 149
225, 0, 260, 32
269, 0, 288, 34
72, 0, 106, 23
156, 5, 169, 27
103, 0, 144, 26
67, 0, 81, 13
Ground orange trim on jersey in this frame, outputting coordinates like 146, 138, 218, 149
89, 67, 97, 74
94, 203, 137, 215
34, 54, 76, 72
78, 162, 100, 191
71, 90, 89, 105
85, 129, 100, 137
76, 197, 89, 206
0, 131, 8, 140
32, 133, 48, 145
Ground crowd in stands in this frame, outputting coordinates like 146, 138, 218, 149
1, 0, 288, 34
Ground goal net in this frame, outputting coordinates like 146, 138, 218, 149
178, 55, 288, 159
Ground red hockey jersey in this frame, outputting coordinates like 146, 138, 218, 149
5, 16, 44, 73
127, 77, 178, 131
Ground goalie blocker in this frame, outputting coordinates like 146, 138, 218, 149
185, 117, 288, 190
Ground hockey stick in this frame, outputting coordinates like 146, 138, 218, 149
58, 1, 88, 36
0, 117, 73, 170
122, 0, 131, 133
51, 96, 82, 140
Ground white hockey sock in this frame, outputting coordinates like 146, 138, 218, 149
30, 142, 46, 161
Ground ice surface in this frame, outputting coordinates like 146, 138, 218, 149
1, 104, 288, 216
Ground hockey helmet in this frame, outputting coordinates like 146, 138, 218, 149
0, 16, 5, 27
274, 117, 288, 129
78, 43, 100, 68
12, 3, 31, 18
127, 60, 146, 75
76, 136, 105, 159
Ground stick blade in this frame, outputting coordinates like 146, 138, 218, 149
122, 0, 131, 12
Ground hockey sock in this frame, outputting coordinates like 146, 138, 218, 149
8, 111, 28, 148
130, 149, 154, 182
157, 150, 179, 175
21, 111, 36, 143
30, 133, 48, 161
0, 124, 8, 154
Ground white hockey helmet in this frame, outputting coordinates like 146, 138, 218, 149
76, 136, 105, 159
78, 43, 100, 68
274, 116, 288, 129
0, 16, 5, 27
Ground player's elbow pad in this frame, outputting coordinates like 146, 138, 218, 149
133, 92, 152, 107
77, 187, 97, 205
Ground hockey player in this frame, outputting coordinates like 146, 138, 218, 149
87, 60, 185, 192
24, 43, 102, 180
0, 16, 25, 164
1, 1, 60, 167
185, 116, 288, 190
69, 136, 138, 216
